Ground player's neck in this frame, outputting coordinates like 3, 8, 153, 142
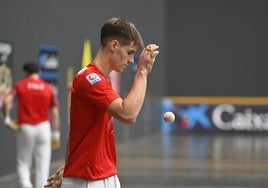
28, 73, 40, 79
93, 50, 112, 77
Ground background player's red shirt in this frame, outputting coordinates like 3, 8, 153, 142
63, 63, 120, 180
10, 77, 59, 125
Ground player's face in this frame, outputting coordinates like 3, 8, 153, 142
112, 41, 137, 72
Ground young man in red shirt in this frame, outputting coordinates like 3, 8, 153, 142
3, 62, 60, 188
46, 17, 159, 188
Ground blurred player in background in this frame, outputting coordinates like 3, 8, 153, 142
2, 62, 60, 188
45, 17, 159, 188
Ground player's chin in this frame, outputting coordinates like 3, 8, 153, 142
115, 64, 127, 72
121, 64, 129, 72
118, 66, 126, 72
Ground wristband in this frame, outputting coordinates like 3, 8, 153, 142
4, 116, 11, 125
52, 130, 60, 139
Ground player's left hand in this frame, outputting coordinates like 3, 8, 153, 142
3, 116, 20, 131
7, 120, 20, 131
145, 44, 159, 62
139, 44, 159, 73
51, 138, 60, 150
51, 130, 61, 150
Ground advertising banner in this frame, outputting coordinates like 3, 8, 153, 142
39, 45, 59, 95
162, 96, 268, 132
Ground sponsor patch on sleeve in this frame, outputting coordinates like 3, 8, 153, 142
86, 73, 102, 85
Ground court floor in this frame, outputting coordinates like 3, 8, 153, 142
0, 131, 268, 188
117, 131, 268, 188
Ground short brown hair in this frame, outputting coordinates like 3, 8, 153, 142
100, 17, 144, 49
23, 62, 40, 74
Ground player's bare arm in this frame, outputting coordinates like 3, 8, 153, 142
107, 44, 159, 124
2, 94, 13, 118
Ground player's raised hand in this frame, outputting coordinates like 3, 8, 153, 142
138, 44, 159, 73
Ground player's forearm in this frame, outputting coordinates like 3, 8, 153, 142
2, 95, 13, 117
121, 69, 148, 123
2, 103, 10, 118
2, 95, 14, 126
50, 107, 60, 131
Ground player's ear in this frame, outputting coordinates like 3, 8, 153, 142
110, 40, 119, 52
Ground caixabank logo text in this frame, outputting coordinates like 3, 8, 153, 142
162, 97, 268, 132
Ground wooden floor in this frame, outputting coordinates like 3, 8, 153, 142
1, 131, 268, 188
117, 132, 268, 188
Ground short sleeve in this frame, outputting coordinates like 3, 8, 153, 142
72, 73, 120, 111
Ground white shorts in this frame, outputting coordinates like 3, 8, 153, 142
61, 175, 121, 188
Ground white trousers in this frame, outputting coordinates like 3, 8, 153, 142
16, 121, 51, 188
62, 175, 121, 188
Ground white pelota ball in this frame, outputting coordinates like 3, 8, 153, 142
163, 111, 175, 123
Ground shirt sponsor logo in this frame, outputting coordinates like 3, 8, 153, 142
86, 73, 101, 85
27, 82, 45, 90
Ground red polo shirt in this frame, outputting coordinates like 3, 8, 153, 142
10, 77, 58, 125
63, 63, 120, 180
